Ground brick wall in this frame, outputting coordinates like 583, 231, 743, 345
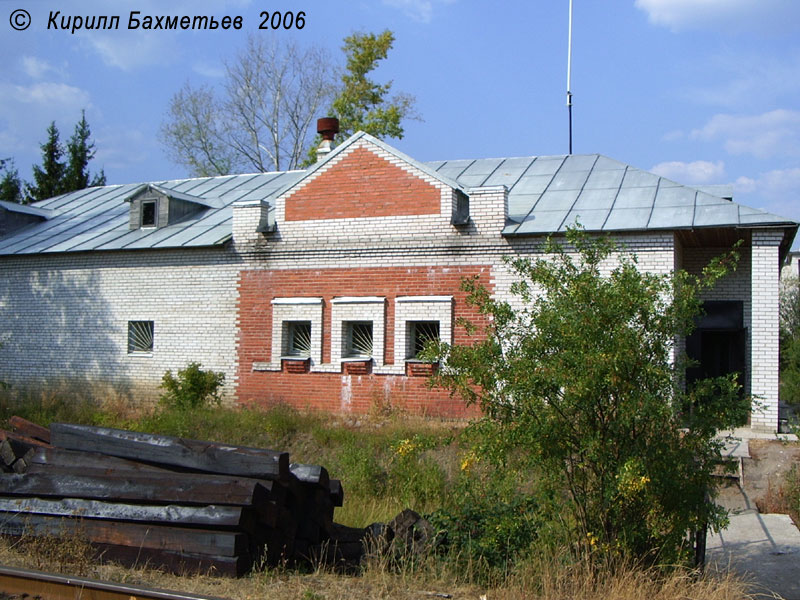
750, 230, 783, 431
236, 265, 491, 416
284, 146, 441, 221
0, 248, 240, 404
273, 139, 462, 244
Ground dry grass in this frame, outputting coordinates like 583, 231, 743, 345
0, 535, 761, 600
0, 393, 765, 599
756, 468, 800, 527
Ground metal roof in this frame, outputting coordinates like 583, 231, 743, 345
0, 142, 795, 256
0, 172, 303, 256
0, 200, 55, 219
425, 154, 795, 236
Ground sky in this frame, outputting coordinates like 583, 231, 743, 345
1, 0, 799, 245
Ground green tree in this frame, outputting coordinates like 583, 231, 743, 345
331, 30, 417, 141
780, 277, 800, 408
24, 115, 105, 202
0, 159, 24, 204
27, 122, 66, 202
63, 110, 106, 192
429, 229, 746, 564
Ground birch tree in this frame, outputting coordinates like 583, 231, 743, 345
160, 36, 335, 175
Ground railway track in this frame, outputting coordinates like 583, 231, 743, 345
0, 565, 228, 600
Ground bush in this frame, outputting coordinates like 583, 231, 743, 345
781, 277, 800, 409
429, 229, 745, 565
428, 476, 544, 581
159, 362, 225, 411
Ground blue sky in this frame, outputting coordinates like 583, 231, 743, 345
2, 0, 799, 240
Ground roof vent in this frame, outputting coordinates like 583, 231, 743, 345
316, 117, 339, 162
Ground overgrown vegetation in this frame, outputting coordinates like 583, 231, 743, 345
158, 361, 226, 411
428, 229, 747, 566
0, 232, 766, 593
780, 276, 800, 418
0, 387, 769, 597
756, 464, 800, 527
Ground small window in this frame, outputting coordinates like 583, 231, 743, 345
344, 321, 373, 358
285, 321, 312, 357
128, 321, 154, 354
141, 200, 157, 227
408, 321, 439, 359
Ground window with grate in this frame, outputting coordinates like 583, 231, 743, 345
285, 321, 312, 357
141, 200, 157, 227
344, 321, 373, 358
128, 321, 154, 354
408, 321, 440, 359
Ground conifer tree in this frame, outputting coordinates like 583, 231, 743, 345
0, 159, 24, 204
64, 110, 106, 192
24, 114, 105, 202
28, 122, 66, 201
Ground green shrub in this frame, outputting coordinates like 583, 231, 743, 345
428, 472, 545, 582
429, 229, 745, 565
159, 362, 225, 411
387, 435, 446, 509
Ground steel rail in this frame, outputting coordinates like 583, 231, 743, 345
0, 565, 229, 600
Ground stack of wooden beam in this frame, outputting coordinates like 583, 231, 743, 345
0, 417, 343, 576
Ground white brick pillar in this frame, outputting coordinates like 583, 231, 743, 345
466, 186, 508, 235
750, 229, 783, 431
232, 200, 272, 248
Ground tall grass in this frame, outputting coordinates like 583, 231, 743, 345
0, 385, 763, 599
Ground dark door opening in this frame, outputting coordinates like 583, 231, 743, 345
684, 301, 747, 425
686, 328, 746, 389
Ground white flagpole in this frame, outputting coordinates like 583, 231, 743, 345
567, 0, 574, 155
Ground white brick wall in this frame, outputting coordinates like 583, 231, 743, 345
0, 248, 240, 404
751, 229, 783, 431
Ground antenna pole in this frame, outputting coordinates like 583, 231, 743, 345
567, 0, 573, 155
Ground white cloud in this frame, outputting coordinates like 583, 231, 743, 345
634, 0, 800, 33
690, 109, 800, 159
382, 0, 455, 23
0, 82, 92, 160
82, 33, 179, 71
733, 167, 800, 220
192, 62, 226, 79
1, 82, 90, 110
651, 159, 726, 183
684, 51, 800, 110
21, 57, 57, 80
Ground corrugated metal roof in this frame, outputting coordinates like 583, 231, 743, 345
0, 140, 795, 256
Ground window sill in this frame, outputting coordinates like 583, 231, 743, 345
127, 352, 153, 358
341, 358, 372, 375
405, 359, 438, 377
281, 357, 310, 374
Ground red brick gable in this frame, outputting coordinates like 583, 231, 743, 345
284, 146, 441, 221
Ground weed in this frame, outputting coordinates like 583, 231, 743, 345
13, 517, 94, 576
756, 465, 800, 526
159, 362, 225, 411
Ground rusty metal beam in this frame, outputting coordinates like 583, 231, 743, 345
0, 565, 229, 600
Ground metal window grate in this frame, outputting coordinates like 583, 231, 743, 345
128, 321, 154, 353
345, 321, 373, 358
286, 321, 311, 357
410, 321, 439, 358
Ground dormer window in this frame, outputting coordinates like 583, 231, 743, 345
125, 184, 223, 231
141, 200, 157, 227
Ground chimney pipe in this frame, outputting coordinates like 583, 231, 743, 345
316, 117, 339, 162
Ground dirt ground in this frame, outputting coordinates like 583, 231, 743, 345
715, 438, 800, 518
